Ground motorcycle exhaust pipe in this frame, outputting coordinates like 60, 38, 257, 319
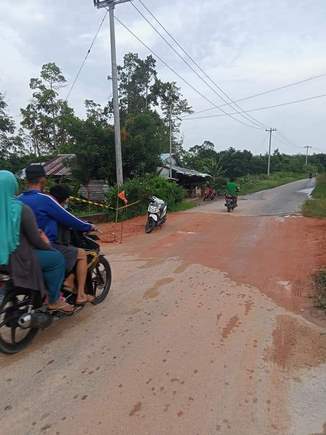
18, 312, 53, 329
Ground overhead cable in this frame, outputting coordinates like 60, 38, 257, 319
182, 92, 326, 120
132, 1, 266, 129
115, 16, 262, 130
65, 10, 108, 101
191, 72, 326, 116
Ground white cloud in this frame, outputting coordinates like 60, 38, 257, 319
0, 0, 326, 152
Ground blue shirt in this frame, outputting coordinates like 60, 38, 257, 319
19, 190, 92, 242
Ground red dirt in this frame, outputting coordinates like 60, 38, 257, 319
98, 215, 146, 243
102, 211, 326, 324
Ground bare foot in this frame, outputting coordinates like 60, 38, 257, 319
76, 294, 95, 305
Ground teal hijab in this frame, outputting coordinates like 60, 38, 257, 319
0, 171, 22, 265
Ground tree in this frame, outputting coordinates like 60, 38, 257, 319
61, 101, 116, 186
118, 53, 157, 117
117, 54, 192, 154
0, 93, 28, 171
0, 92, 15, 160
122, 112, 168, 178
21, 63, 74, 155
153, 80, 192, 154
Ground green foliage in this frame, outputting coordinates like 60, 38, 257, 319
303, 174, 326, 218
62, 111, 116, 186
122, 112, 167, 178
106, 175, 185, 220
313, 269, 326, 310
117, 53, 192, 153
0, 93, 26, 162
239, 172, 306, 195
21, 63, 74, 155
169, 200, 196, 212
118, 53, 157, 116
181, 141, 326, 181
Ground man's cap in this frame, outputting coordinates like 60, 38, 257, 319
49, 184, 71, 203
25, 164, 46, 180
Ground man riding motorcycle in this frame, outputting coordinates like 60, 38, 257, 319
225, 177, 240, 207
20, 165, 95, 305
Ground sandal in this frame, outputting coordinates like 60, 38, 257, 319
48, 301, 75, 314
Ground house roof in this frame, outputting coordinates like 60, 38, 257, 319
43, 154, 75, 176
20, 154, 75, 178
169, 165, 211, 178
159, 153, 210, 179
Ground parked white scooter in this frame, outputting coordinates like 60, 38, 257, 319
145, 196, 167, 233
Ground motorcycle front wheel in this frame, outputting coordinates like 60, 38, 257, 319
145, 218, 156, 234
0, 289, 39, 354
89, 256, 112, 305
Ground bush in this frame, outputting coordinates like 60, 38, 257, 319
302, 174, 326, 218
105, 175, 185, 221
314, 269, 326, 310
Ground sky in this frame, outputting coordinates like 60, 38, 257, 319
1, 0, 326, 155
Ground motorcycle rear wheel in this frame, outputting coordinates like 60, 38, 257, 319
0, 289, 39, 354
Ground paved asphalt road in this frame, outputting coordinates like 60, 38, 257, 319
1, 178, 326, 435
195, 178, 316, 216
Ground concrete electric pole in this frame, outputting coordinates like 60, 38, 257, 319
265, 128, 277, 176
304, 146, 312, 166
93, 0, 131, 186
169, 106, 173, 179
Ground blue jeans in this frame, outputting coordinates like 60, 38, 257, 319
35, 250, 65, 304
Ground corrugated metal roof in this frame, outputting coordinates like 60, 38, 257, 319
160, 153, 210, 178
43, 154, 75, 176
170, 165, 211, 178
20, 154, 75, 178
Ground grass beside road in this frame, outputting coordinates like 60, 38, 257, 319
303, 174, 326, 218
314, 269, 326, 311
239, 172, 306, 195
169, 200, 197, 212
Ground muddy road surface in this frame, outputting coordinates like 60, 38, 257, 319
1, 180, 326, 435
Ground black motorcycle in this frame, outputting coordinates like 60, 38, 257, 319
225, 195, 237, 213
0, 231, 111, 354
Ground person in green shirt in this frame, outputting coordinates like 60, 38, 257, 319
226, 177, 240, 206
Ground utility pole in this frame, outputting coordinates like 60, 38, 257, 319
169, 107, 173, 179
93, 0, 131, 186
304, 146, 312, 165
265, 128, 277, 176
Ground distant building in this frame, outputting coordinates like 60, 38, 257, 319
19, 154, 75, 180
158, 153, 210, 194
21, 152, 210, 200
20, 154, 108, 201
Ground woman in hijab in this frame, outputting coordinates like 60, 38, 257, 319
0, 170, 73, 313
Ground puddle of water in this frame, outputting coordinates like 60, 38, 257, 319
298, 188, 314, 196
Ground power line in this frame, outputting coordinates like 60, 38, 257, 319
183, 92, 326, 120
65, 10, 108, 101
276, 131, 302, 150
134, 0, 266, 130
115, 16, 262, 130
191, 72, 326, 116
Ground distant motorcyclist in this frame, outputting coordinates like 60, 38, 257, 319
203, 185, 216, 201
226, 177, 240, 207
